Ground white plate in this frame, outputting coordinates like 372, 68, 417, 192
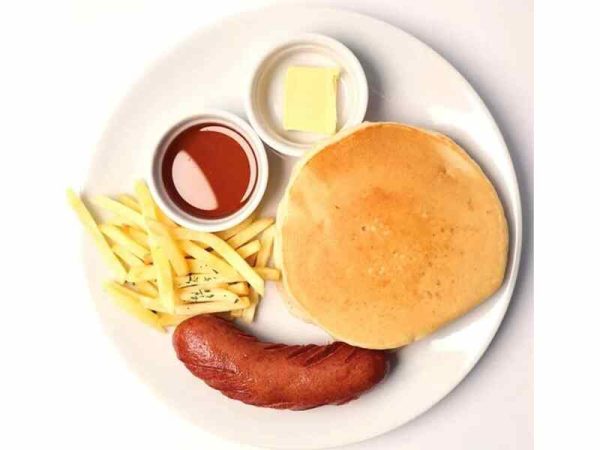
81, 6, 522, 449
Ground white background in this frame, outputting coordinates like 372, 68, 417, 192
0, 0, 541, 449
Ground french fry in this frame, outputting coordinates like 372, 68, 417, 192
179, 287, 240, 303
112, 245, 144, 268
118, 194, 141, 213
112, 281, 157, 303
157, 208, 178, 228
175, 296, 250, 315
104, 282, 164, 332
133, 179, 177, 227
158, 313, 192, 327
153, 245, 176, 313
237, 240, 261, 259
125, 226, 151, 265
149, 220, 188, 276
254, 267, 280, 281
173, 228, 265, 295
175, 273, 245, 288
135, 180, 159, 220
92, 195, 145, 228
127, 264, 155, 282
256, 224, 275, 267
110, 281, 153, 301
66, 189, 127, 282
126, 227, 150, 249
135, 180, 176, 313
126, 280, 158, 297
139, 295, 172, 313
178, 238, 239, 277
215, 214, 255, 240
245, 254, 257, 266
226, 217, 274, 249
99, 224, 149, 259
245, 226, 274, 330
241, 287, 260, 323
188, 259, 231, 274
106, 216, 130, 227
216, 312, 238, 321
72, 180, 277, 325
230, 308, 244, 318
117, 287, 170, 314
228, 282, 249, 296
128, 257, 233, 283
176, 279, 228, 290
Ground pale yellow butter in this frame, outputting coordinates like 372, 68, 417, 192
283, 66, 340, 135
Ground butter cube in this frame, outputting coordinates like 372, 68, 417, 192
283, 66, 340, 135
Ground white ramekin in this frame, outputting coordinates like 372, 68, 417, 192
245, 33, 369, 158
148, 110, 268, 232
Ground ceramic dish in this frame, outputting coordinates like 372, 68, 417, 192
79, 7, 522, 449
148, 110, 268, 232
245, 33, 368, 157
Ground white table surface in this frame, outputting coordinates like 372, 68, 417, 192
50, 1, 532, 449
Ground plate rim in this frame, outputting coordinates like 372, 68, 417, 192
79, 6, 523, 449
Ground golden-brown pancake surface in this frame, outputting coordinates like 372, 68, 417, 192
276, 123, 508, 349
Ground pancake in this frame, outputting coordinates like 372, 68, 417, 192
276, 123, 508, 349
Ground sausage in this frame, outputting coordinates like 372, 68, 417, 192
173, 315, 388, 410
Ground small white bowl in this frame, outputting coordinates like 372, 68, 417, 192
148, 110, 268, 232
245, 33, 369, 157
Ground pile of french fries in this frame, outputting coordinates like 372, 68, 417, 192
67, 180, 279, 332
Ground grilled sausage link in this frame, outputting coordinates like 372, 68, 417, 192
173, 315, 388, 410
